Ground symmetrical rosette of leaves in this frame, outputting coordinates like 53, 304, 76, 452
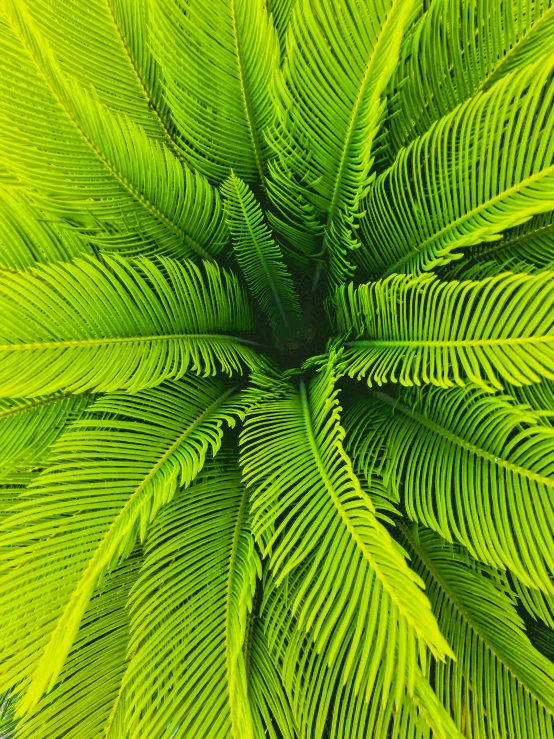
0, 1, 553, 737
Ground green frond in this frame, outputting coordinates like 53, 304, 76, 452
388, 0, 554, 153
149, 0, 280, 186
0, 394, 90, 478
356, 58, 554, 276
346, 384, 554, 589
335, 271, 554, 391
0, 254, 260, 397
14, 552, 141, 739
240, 366, 451, 725
0, 187, 92, 270
267, 0, 415, 283
261, 565, 460, 739
0, 377, 246, 714
473, 211, 554, 267
222, 173, 300, 335
123, 461, 294, 739
439, 255, 548, 282
402, 524, 554, 739
16, 0, 169, 140
0, 6, 226, 259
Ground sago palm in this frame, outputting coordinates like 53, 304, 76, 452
0, 0, 554, 736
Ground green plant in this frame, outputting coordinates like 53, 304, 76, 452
0, 0, 554, 736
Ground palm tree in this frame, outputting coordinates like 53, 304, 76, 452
0, 0, 553, 736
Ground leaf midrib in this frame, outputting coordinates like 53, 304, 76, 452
230, 0, 266, 184
347, 334, 554, 348
28, 386, 236, 702
104, 0, 189, 164
0, 333, 258, 351
297, 381, 428, 635
325, 0, 402, 233
0, 393, 71, 419
224, 480, 253, 737
478, 7, 554, 95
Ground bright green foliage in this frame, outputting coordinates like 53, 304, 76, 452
0, 0, 553, 737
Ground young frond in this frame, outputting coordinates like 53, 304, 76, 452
222, 173, 300, 334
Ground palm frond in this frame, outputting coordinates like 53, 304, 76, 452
402, 524, 554, 739
149, 0, 280, 186
473, 211, 554, 267
240, 366, 451, 724
14, 551, 141, 739
0, 394, 90, 478
388, 0, 554, 153
0, 377, 247, 714
356, 58, 554, 276
261, 563, 460, 739
335, 271, 554, 391
0, 254, 260, 397
267, 0, 415, 283
0, 188, 92, 270
222, 173, 300, 335
123, 460, 294, 739
17, 0, 172, 140
344, 384, 554, 589
0, 6, 226, 259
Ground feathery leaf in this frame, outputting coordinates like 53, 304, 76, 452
0, 254, 260, 397
336, 271, 554, 391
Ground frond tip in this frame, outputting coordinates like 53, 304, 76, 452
222, 173, 300, 335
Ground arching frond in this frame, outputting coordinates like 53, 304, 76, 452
356, 58, 554, 276
123, 461, 294, 739
0, 6, 226, 259
14, 552, 141, 739
261, 564, 460, 739
267, 0, 415, 283
16, 0, 171, 141
402, 524, 554, 739
345, 384, 554, 589
0, 254, 260, 397
474, 211, 554, 267
0, 377, 247, 714
388, 0, 554, 153
240, 367, 450, 724
149, 0, 280, 186
335, 272, 554, 391
222, 173, 300, 335
0, 188, 92, 270
0, 394, 90, 478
